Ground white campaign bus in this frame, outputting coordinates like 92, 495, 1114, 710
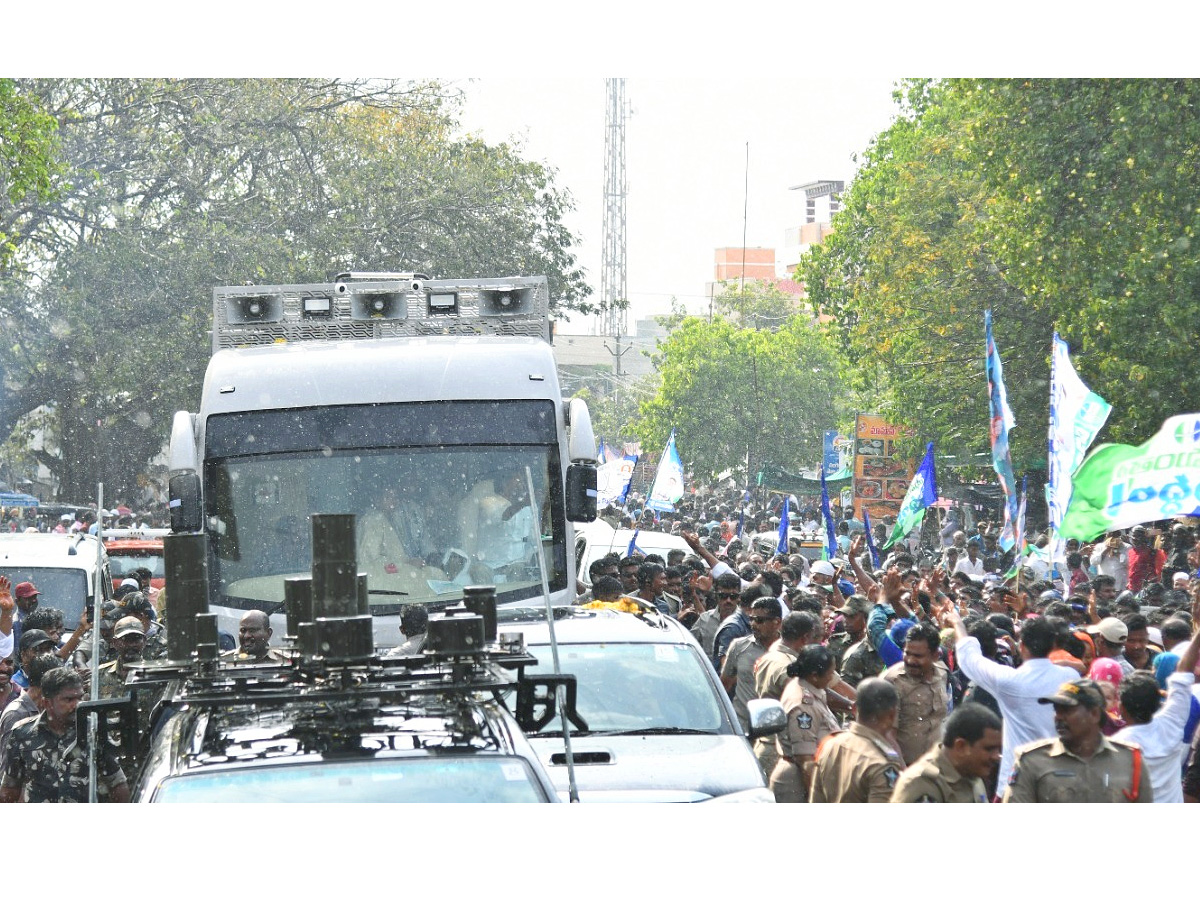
167, 273, 598, 648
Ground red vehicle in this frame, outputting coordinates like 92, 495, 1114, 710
104, 530, 168, 591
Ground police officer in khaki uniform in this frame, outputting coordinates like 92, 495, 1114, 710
771, 644, 842, 802
891, 702, 1001, 803
810, 678, 904, 803
754, 612, 819, 778
1003, 679, 1153, 803
882, 620, 951, 765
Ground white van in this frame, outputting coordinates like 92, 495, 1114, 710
0, 533, 113, 624
574, 520, 696, 587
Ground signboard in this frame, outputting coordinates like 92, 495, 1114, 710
852, 414, 916, 522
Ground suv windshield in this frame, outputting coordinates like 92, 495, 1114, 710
524, 642, 727, 734
152, 756, 550, 802
0, 567, 90, 621
107, 550, 164, 582
204, 401, 567, 613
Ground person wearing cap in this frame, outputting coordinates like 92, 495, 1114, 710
810, 678, 904, 803
10, 580, 38, 649
1088, 616, 1134, 677
891, 702, 1002, 803
943, 604, 1076, 797
96, 616, 146, 700
828, 594, 871, 672
0, 666, 129, 803
71, 600, 123, 669
1003, 679, 1153, 803
12, 629, 56, 690
120, 592, 167, 661
1113, 631, 1198, 803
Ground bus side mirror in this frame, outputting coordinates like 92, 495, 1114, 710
564, 464, 597, 523
169, 472, 203, 533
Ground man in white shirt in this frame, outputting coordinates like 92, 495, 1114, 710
954, 542, 986, 578
945, 607, 1077, 798
1114, 633, 1198, 803
1090, 534, 1130, 592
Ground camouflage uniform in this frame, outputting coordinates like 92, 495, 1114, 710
1, 713, 126, 802
143, 625, 169, 661
840, 638, 885, 688
96, 661, 129, 700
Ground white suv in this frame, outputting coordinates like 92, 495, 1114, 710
497, 605, 783, 802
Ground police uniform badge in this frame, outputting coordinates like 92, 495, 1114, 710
795, 712, 813, 730
883, 766, 900, 788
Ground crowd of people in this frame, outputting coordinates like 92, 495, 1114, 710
579, 486, 1200, 803
0, 481, 1198, 803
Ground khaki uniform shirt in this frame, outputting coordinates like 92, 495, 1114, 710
890, 744, 989, 803
751, 640, 799, 780
771, 677, 843, 803
882, 660, 951, 766
1003, 735, 1154, 803
721, 634, 770, 734
754, 640, 799, 701
809, 720, 904, 803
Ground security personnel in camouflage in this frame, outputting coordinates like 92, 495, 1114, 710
0, 667, 129, 802
1003, 679, 1153, 803
97, 617, 146, 699
120, 593, 168, 661
810, 678, 904, 803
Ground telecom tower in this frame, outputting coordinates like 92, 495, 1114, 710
601, 78, 628, 373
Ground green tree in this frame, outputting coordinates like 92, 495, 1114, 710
801, 79, 1052, 470
634, 315, 845, 482
0, 78, 593, 502
802, 79, 1200, 473
711, 279, 803, 331
0, 78, 62, 267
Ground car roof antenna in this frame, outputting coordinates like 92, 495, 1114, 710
525, 465, 579, 803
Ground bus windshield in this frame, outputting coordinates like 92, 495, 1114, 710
204, 401, 568, 613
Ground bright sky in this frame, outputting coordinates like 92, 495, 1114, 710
452, 77, 901, 333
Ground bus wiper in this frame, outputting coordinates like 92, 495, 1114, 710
368, 589, 409, 596
602, 727, 717, 736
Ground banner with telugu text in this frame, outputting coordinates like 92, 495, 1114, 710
1060, 413, 1200, 541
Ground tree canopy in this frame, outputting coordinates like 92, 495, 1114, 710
633, 313, 845, 482
801, 78, 1200, 471
0, 78, 592, 501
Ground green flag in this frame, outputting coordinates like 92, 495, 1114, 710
1060, 413, 1200, 541
883, 443, 937, 550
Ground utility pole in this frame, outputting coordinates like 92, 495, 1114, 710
601, 78, 628, 373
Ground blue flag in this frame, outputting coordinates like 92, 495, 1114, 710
820, 470, 837, 559
862, 507, 880, 569
776, 494, 795, 555
646, 430, 685, 513
626, 529, 643, 557
986, 310, 1020, 551
883, 442, 938, 550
